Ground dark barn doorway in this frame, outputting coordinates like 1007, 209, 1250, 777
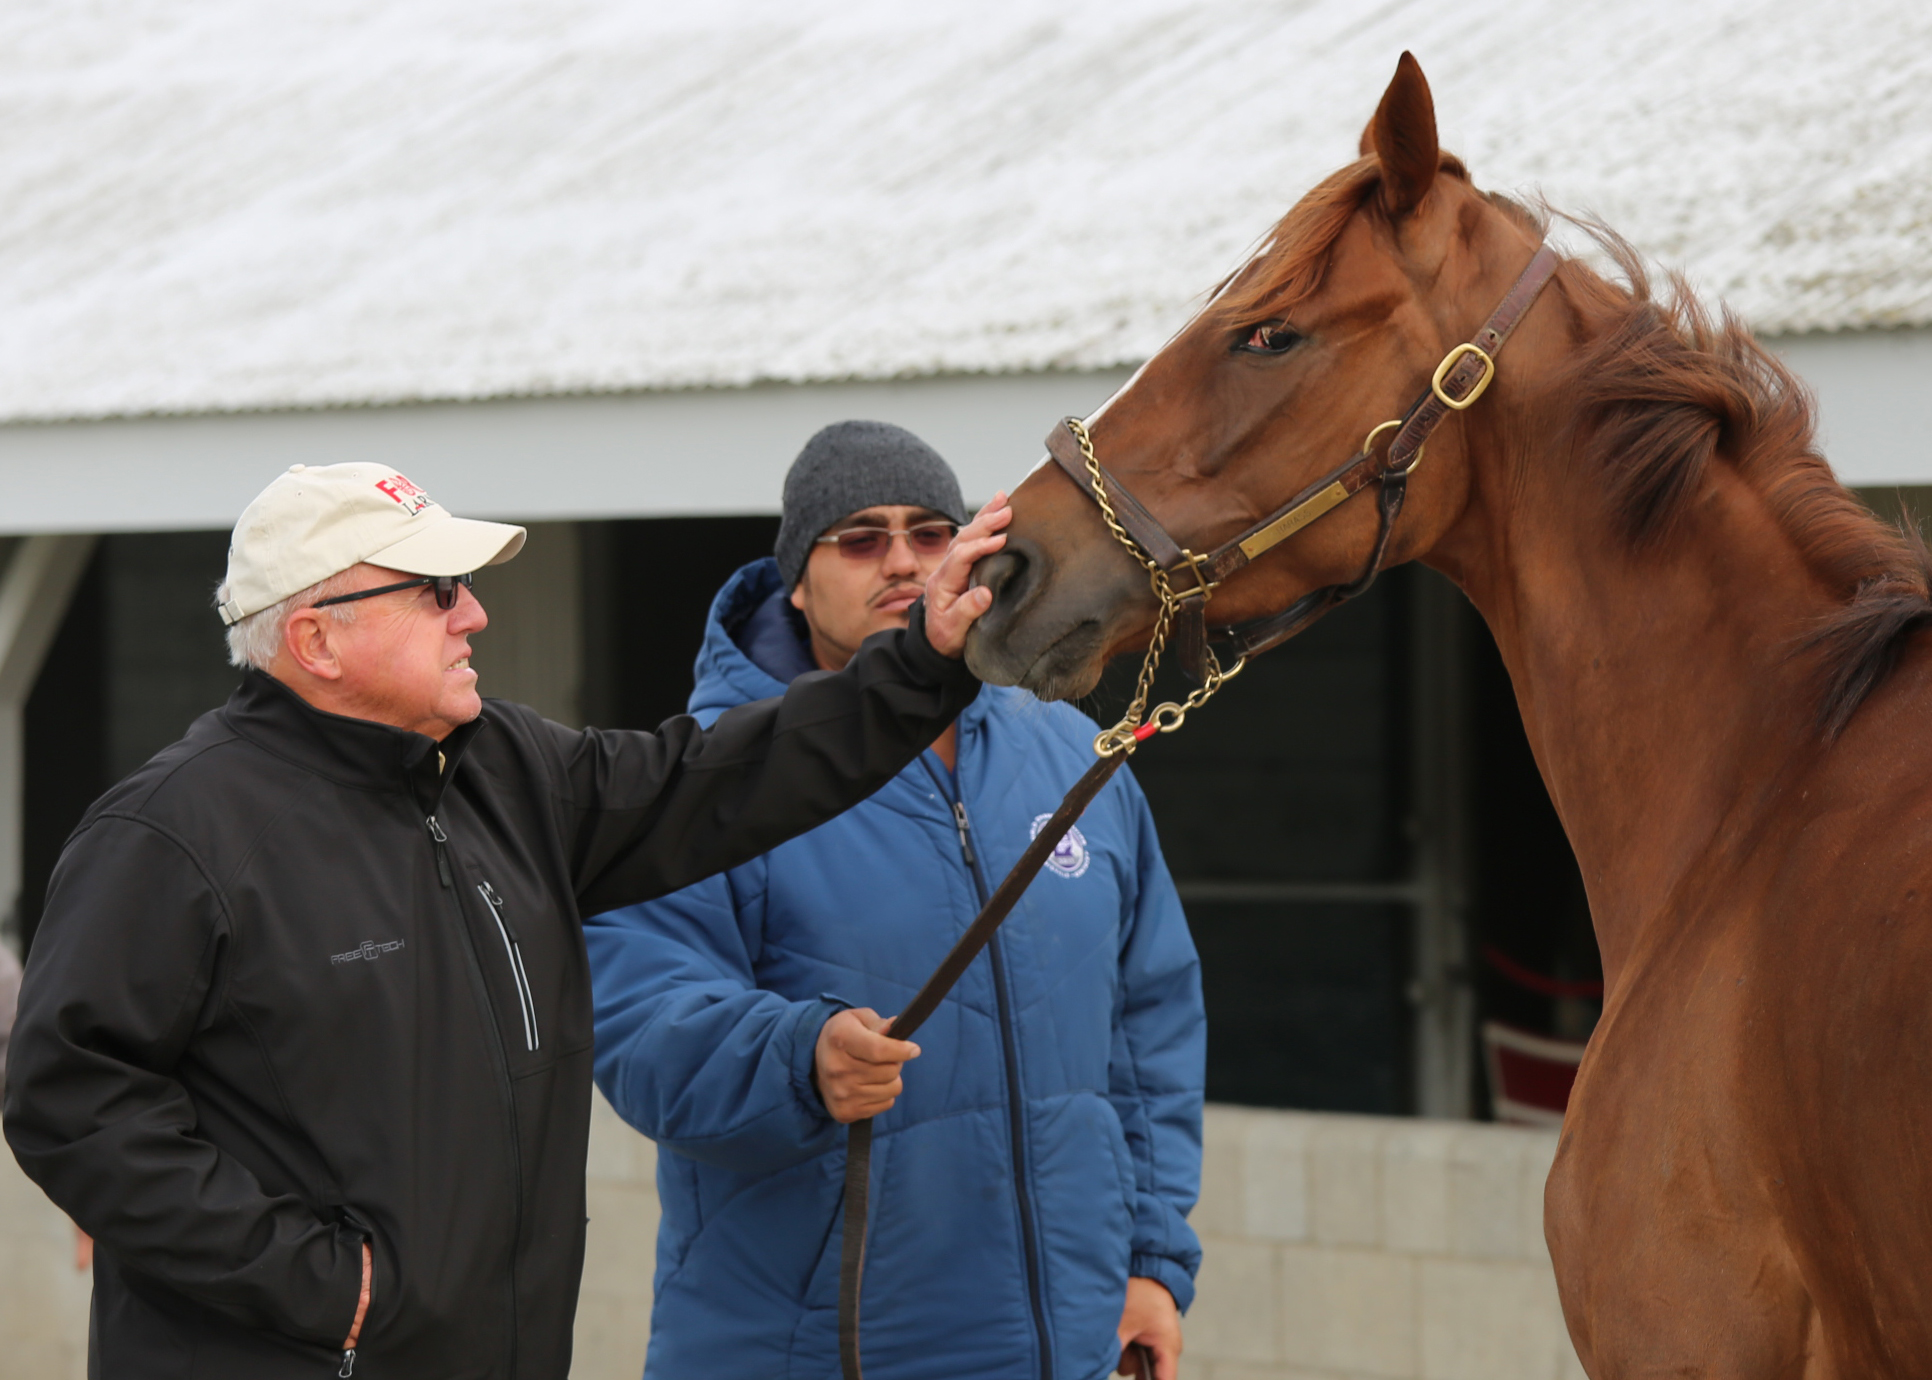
19, 531, 240, 956
581, 516, 783, 732
1079, 571, 1418, 1114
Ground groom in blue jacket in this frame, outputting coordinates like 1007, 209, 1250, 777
586, 421, 1205, 1380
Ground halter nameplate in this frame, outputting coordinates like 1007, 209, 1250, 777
1238, 480, 1349, 559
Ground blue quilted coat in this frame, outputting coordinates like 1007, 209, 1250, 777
586, 559, 1205, 1380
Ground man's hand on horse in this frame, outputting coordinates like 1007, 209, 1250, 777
814, 1007, 921, 1123
1117, 1276, 1181, 1380
922, 491, 1010, 658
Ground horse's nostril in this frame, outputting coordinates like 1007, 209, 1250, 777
971, 550, 1028, 607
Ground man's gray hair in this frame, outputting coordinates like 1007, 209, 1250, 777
222, 568, 362, 671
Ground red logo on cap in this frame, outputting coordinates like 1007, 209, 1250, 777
375, 474, 433, 516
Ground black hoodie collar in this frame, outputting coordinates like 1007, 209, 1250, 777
221, 669, 486, 809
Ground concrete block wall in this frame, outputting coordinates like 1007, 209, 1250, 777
0, 1129, 90, 1379
1185, 1105, 1584, 1380
0, 1096, 1584, 1380
575, 1090, 660, 1378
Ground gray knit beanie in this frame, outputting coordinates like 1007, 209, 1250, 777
775, 421, 967, 587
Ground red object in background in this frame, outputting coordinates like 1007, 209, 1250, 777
1481, 944, 1604, 999
1482, 1021, 1587, 1126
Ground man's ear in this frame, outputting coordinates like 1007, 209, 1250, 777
281, 607, 346, 682
1362, 51, 1438, 218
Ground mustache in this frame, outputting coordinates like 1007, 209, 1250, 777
869, 582, 924, 607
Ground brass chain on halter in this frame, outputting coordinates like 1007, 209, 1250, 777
1067, 417, 1247, 759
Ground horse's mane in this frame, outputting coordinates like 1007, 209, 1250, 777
1208, 166, 1931, 738
1552, 226, 1932, 736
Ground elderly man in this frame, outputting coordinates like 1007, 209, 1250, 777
3, 460, 1005, 1379
586, 422, 1205, 1380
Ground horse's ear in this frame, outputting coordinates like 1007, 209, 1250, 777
1366, 51, 1438, 217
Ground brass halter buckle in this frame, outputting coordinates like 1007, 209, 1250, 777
1431, 343, 1496, 410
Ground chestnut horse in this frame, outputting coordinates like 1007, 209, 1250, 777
966, 52, 1932, 1379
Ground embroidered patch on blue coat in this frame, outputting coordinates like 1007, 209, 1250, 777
1030, 813, 1092, 878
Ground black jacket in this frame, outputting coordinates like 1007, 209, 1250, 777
4, 614, 976, 1379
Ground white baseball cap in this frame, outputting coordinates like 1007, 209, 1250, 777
216, 463, 526, 625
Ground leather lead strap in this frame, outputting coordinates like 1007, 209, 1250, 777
839, 752, 1129, 1380
837, 1118, 875, 1380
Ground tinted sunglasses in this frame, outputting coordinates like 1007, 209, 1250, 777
814, 521, 958, 562
312, 572, 474, 611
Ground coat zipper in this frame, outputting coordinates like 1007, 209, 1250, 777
425, 815, 454, 888
477, 881, 540, 1052
422, 809, 523, 1373
337, 1195, 376, 1372
925, 760, 1055, 1380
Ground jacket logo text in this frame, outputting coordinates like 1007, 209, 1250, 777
332, 939, 406, 965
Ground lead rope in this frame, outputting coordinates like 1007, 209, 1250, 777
838, 417, 1243, 1380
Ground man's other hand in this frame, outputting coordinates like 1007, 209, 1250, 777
814, 1007, 920, 1123
1117, 1277, 1182, 1380
923, 492, 1011, 658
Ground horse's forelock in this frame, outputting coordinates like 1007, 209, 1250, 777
1205, 153, 1480, 331
1205, 158, 1380, 329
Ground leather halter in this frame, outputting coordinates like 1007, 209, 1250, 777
1048, 243, 1562, 680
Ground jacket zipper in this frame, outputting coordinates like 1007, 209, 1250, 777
925, 760, 1055, 1380
338, 1202, 375, 1374
477, 881, 540, 1052
422, 810, 523, 1373
425, 815, 454, 888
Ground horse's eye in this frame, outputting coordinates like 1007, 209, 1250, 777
1237, 322, 1301, 354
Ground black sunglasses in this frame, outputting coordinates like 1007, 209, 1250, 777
312, 572, 474, 611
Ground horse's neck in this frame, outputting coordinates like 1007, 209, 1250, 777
1438, 446, 1835, 987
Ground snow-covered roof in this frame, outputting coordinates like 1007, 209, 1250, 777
4, 0, 1929, 422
